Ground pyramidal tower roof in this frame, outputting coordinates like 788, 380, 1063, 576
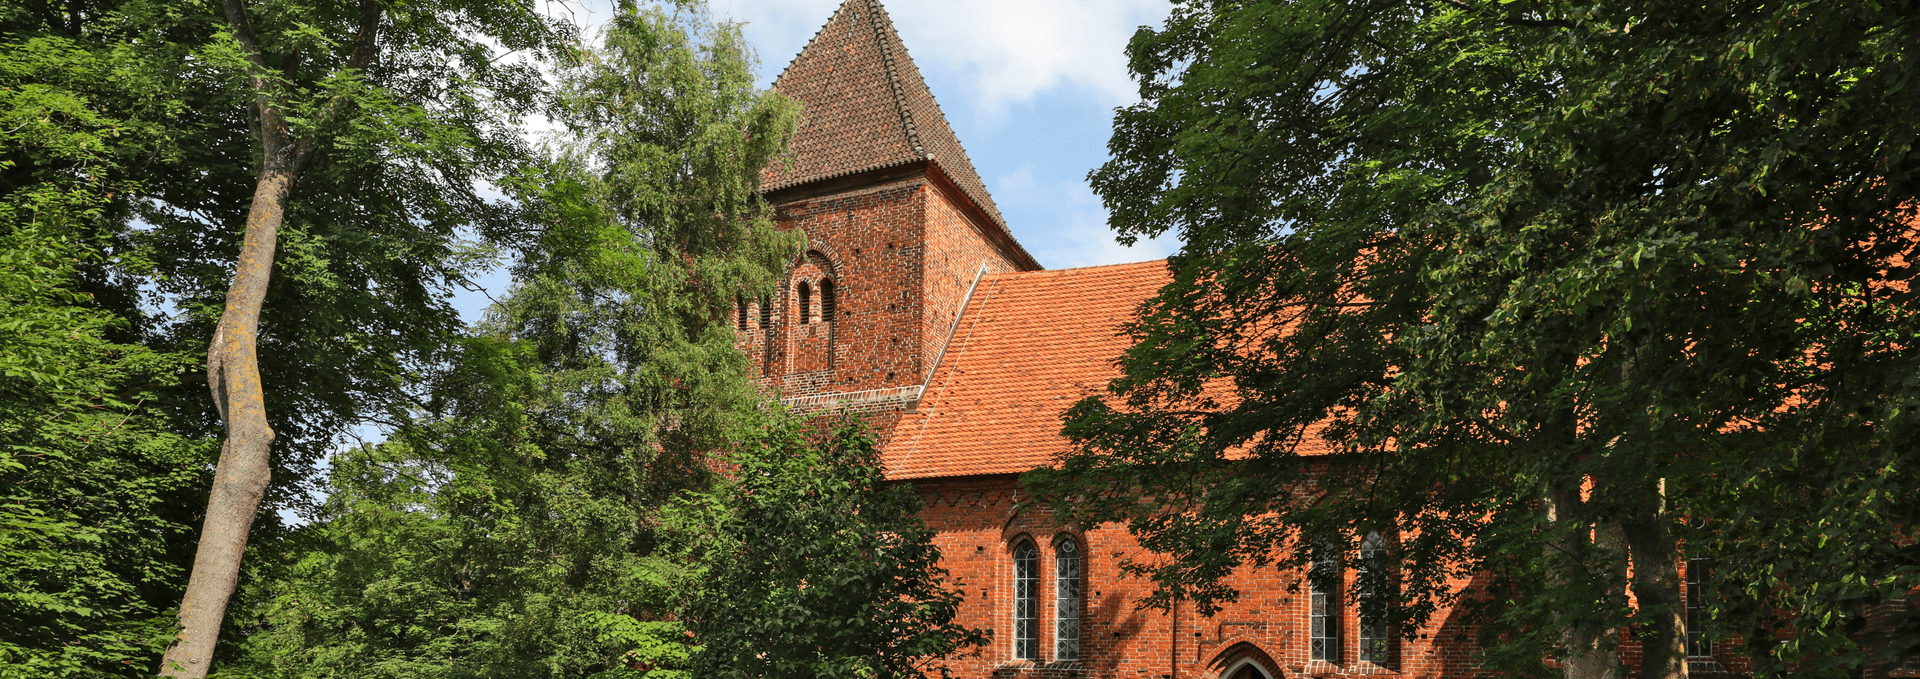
768, 0, 1007, 230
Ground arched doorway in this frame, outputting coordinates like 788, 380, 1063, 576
1208, 642, 1280, 679
1225, 662, 1269, 679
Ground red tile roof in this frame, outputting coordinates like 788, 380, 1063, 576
768, 0, 1007, 233
884, 260, 1173, 479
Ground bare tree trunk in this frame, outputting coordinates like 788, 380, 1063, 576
1548, 485, 1626, 679
1622, 478, 1686, 679
156, 2, 380, 676
158, 156, 296, 678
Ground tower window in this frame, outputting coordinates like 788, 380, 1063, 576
1054, 536, 1082, 661
758, 295, 770, 329
736, 295, 747, 331
798, 281, 812, 325
1310, 546, 1341, 663
1357, 532, 1393, 666
1013, 541, 1039, 661
821, 278, 836, 322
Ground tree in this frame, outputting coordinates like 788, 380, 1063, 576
147, 0, 567, 673
2, 0, 612, 673
1030, 1, 1920, 677
0, 34, 213, 677
223, 4, 804, 676
678, 415, 990, 679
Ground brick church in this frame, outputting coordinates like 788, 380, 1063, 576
740, 2, 1491, 677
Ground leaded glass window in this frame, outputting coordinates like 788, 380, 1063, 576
1310, 548, 1341, 662
1687, 558, 1712, 659
1014, 541, 1038, 660
1358, 532, 1393, 666
1055, 537, 1082, 660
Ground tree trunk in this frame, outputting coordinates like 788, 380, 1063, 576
157, 2, 380, 675
158, 140, 300, 679
1622, 478, 1686, 679
1548, 485, 1626, 679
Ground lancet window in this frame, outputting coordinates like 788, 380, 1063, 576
1357, 532, 1393, 666
1013, 541, 1039, 661
1310, 547, 1341, 662
1687, 558, 1713, 659
1054, 536, 1082, 661
798, 281, 813, 324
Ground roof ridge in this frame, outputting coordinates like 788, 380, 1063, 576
1007, 258, 1169, 275
861, 0, 927, 157
767, 0, 1024, 249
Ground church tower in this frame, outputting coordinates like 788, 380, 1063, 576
745, 0, 1042, 411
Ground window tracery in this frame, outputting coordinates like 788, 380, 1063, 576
1054, 536, 1082, 661
1357, 532, 1393, 666
1013, 540, 1039, 661
1310, 546, 1341, 663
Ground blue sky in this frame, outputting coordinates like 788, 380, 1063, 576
460, 0, 1179, 323
709, 0, 1177, 270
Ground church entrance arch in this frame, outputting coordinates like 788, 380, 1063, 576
1208, 641, 1282, 679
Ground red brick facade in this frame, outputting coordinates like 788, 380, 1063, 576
743, 2, 1759, 678
903, 476, 1491, 679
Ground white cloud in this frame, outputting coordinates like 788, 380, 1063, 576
711, 0, 1167, 113
889, 0, 1165, 112
993, 164, 1177, 269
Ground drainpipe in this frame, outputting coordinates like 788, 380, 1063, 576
1172, 592, 1179, 679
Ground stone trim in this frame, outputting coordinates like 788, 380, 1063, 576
779, 384, 923, 413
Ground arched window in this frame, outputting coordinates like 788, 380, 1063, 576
797, 281, 812, 324
1013, 541, 1039, 661
1686, 557, 1713, 659
1309, 546, 1341, 662
820, 278, 836, 322
1357, 532, 1392, 666
736, 295, 747, 331
758, 295, 771, 328
1054, 536, 1082, 660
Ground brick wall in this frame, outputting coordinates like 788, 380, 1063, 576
903, 475, 1495, 679
919, 179, 1021, 382
756, 175, 926, 396
753, 167, 1023, 399
740, 162, 1775, 677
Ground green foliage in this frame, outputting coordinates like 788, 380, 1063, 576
680, 416, 989, 679
1036, 0, 1920, 676
0, 226, 209, 678
217, 5, 816, 678
4, 0, 578, 673
218, 436, 703, 679
0, 33, 214, 678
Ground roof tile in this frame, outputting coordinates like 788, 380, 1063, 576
768, 0, 1006, 230
884, 260, 1171, 479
